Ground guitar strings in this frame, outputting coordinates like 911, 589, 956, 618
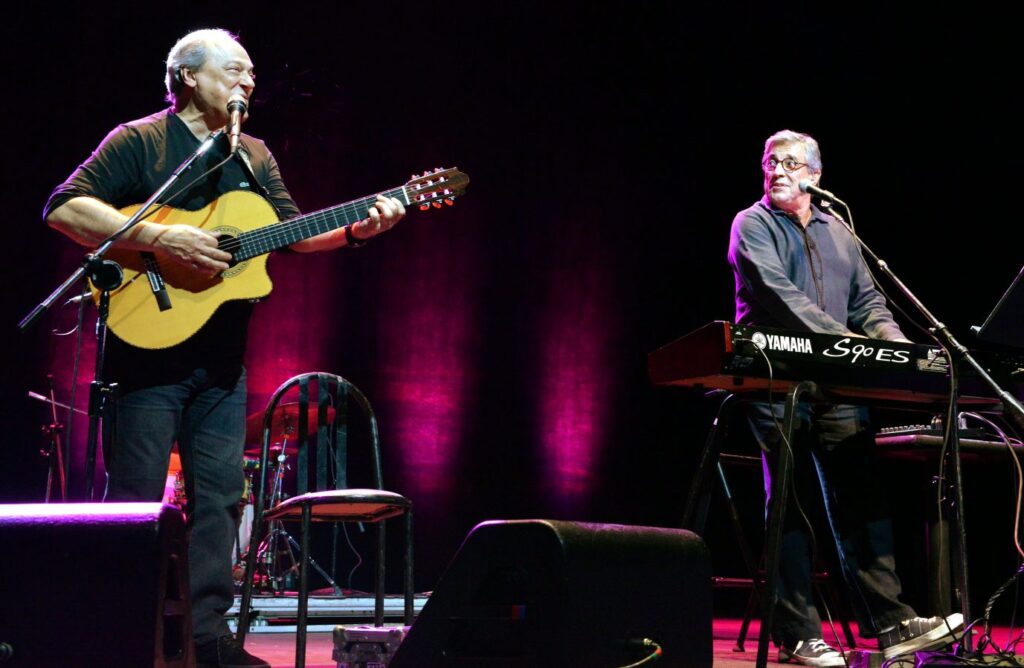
117, 189, 407, 288
116, 144, 406, 253
117, 173, 462, 291
215, 172, 463, 256
215, 188, 406, 257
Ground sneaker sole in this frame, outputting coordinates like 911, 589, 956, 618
882, 613, 964, 659
778, 651, 847, 667
778, 645, 847, 667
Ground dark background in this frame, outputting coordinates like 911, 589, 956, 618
1, 2, 1021, 623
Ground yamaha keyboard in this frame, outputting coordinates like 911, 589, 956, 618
648, 321, 1017, 406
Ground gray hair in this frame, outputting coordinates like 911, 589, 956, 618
164, 28, 239, 104
764, 129, 822, 173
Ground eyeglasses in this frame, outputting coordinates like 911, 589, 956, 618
762, 157, 808, 173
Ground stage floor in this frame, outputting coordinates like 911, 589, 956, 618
238, 617, 1019, 667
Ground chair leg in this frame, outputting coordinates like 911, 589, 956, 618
736, 586, 761, 652
375, 521, 386, 626
715, 449, 765, 653
296, 506, 311, 668
404, 509, 414, 627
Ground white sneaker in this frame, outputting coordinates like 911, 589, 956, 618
778, 638, 846, 667
878, 613, 963, 659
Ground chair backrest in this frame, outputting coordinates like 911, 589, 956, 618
256, 372, 383, 497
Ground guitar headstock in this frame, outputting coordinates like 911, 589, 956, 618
405, 167, 470, 211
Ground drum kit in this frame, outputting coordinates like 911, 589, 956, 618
164, 402, 342, 593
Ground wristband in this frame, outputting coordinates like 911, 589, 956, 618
344, 224, 367, 248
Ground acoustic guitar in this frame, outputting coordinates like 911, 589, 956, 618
96, 167, 469, 349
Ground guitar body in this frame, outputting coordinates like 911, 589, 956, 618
100, 190, 279, 349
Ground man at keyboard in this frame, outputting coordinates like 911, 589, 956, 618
727, 129, 962, 666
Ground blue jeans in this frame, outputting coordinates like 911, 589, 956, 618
104, 367, 247, 644
745, 401, 916, 646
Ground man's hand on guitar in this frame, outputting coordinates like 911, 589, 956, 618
350, 195, 406, 243
153, 224, 233, 276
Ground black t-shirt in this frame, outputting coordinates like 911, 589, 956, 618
45, 109, 301, 391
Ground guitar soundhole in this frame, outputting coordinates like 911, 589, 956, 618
214, 228, 249, 278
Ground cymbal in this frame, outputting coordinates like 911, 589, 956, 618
243, 442, 300, 457
244, 402, 338, 448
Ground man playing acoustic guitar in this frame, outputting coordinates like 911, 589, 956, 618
44, 28, 405, 668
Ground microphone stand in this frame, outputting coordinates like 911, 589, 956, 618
826, 202, 1024, 651
18, 129, 226, 500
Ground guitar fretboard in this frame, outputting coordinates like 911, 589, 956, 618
233, 186, 407, 261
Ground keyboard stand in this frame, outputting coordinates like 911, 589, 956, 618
681, 391, 857, 654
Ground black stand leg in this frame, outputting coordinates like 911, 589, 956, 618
718, 456, 763, 593
814, 575, 858, 648
736, 587, 760, 653
681, 393, 738, 532
926, 474, 952, 616
945, 383, 972, 650
83, 258, 123, 501
756, 381, 816, 668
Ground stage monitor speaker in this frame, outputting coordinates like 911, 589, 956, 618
0, 502, 191, 668
390, 519, 712, 668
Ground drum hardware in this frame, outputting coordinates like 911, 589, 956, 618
242, 438, 342, 594
243, 402, 336, 452
236, 402, 344, 595
28, 379, 82, 502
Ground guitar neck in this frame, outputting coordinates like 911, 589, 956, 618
233, 186, 407, 261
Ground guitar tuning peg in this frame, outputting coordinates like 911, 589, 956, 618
419, 204, 430, 211
431, 201, 442, 209
411, 173, 421, 179
444, 198, 454, 206
434, 167, 442, 173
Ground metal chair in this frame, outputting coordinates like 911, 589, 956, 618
236, 373, 414, 668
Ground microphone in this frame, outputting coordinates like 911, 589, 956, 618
227, 94, 247, 154
799, 180, 846, 206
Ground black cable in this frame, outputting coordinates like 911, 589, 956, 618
617, 639, 662, 668
979, 562, 1024, 655
963, 412, 1024, 659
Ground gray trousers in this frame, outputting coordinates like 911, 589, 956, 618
105, 367, 247, 644
746, 401, 916, 646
